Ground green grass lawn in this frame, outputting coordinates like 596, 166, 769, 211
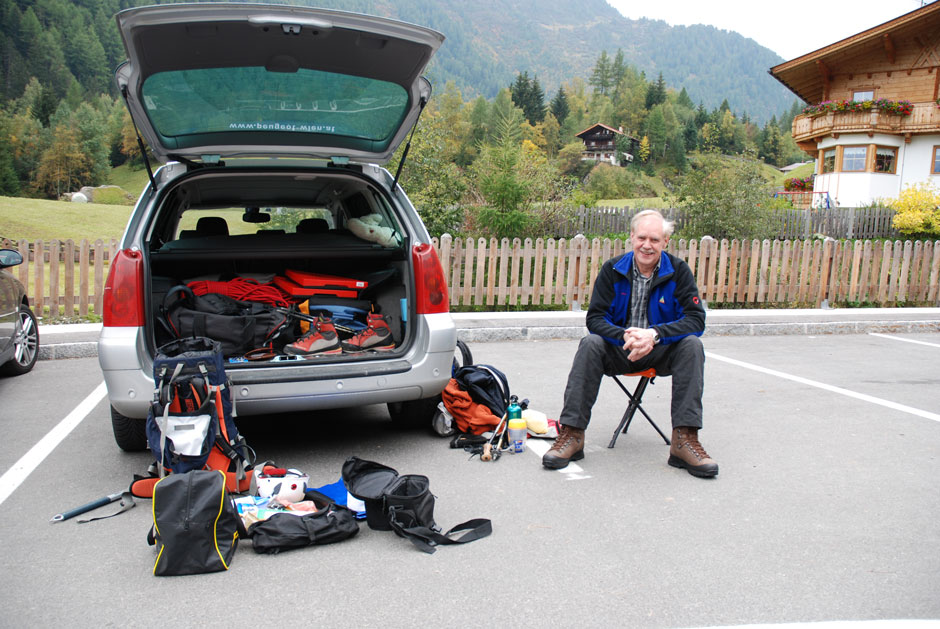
108, 163, 151, 197
0, 196, 133, 242
596, 197, 671, 208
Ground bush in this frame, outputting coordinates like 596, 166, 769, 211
888, 182, 940, 237
583, 163, 639, 199
674, 154, 777, 240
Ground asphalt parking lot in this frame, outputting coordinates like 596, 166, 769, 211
0, 332, 938, 628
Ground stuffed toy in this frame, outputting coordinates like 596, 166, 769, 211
348, 213, 398, 247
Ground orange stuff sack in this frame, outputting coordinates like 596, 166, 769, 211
442, 378, 503, 435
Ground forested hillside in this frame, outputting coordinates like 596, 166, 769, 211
0, 0, 797, 121
280, 0, 796, 122
0, 0, 810, 237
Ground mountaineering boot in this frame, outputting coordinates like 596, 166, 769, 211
341, 313, 395, 352
541, 425, 585, 469
668, 427, 719, 478
284, 317, 342, 355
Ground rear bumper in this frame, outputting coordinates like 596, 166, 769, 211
98, 313, 456, 418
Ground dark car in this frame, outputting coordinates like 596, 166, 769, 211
0, 249, 39, 376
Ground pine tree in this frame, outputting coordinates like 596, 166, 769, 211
589, 50, 612, 95
645, 72, 667, 109
549, 87, 569, 125
646, 106, 667, 161
510, 71, 545, 125
611, 49, 626, 90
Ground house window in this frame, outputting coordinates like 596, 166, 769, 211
821, 149, 836, 173
932, 146, 940, 175
853, 90, 874, 101
874, 147, 897, 174
842, 146, 867, 171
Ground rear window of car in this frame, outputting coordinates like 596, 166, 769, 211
175, 207, 335, 239
142, 67, 409, 142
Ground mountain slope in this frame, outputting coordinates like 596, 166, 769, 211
304, 0, 796, 122
0, 0, 798, 123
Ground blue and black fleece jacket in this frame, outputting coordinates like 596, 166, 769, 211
586, 251, 706, 347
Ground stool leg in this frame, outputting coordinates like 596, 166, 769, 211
608, 376, 649, 448
608, 376, 671, 447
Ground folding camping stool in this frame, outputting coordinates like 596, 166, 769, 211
607, 368, 672, 449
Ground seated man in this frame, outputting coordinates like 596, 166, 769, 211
542, 209, 718, 478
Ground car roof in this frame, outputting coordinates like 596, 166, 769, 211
114, 3, 444, 165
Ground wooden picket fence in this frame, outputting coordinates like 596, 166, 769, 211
3, 234, 939, 320
1, 238, 119, 318
433, 235, 940, 308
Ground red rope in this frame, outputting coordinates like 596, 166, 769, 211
187, 278, 292, 307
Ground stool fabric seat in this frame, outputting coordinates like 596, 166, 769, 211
607, 369, 672, 448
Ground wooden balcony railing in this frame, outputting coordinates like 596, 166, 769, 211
792, 102, 940, 143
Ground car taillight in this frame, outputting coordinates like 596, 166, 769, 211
412, 243, 449, 314
103, 249, 144, 327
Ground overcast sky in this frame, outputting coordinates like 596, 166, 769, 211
606, 0, 928, 60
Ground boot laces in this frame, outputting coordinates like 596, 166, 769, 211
685, 434, 710, 460
550, 426, 577, 452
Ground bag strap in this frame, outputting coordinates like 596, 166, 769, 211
387, 506, 492, 554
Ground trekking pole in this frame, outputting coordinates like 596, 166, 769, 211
481, 413, 508, 462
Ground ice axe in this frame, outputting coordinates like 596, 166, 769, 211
51, 490, 135, 523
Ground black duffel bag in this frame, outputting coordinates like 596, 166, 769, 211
160, 285, 291, 356
247, 490, 359, 554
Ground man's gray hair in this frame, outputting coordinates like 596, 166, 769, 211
630, 209, 675, 237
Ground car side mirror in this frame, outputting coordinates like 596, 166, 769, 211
0, 249, 24, 269
242, 207, 271, 223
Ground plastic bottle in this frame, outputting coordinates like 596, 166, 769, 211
508, 418, 527, 453
506, 396, 526, 452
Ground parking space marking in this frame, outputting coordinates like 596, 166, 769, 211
706, 352, 940, 424
868, 332, 940, 348
0, 382, 106, 507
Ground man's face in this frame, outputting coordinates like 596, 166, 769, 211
630, 215, 667, 274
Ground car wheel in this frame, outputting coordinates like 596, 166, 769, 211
111, 405, 148, 452
388, 395, 441, 429
0, 305, 39, 376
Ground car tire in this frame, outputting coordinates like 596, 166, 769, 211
0, 305, 39, 376
388, 395, 441, 428
111, 405, 148, 452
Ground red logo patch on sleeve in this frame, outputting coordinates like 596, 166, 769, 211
693, 296, 700, 304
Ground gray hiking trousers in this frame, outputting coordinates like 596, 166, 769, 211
559, 333, 705, 431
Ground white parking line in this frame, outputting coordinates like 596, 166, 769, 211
705, 351, 940, 423
0, 382, 107, 507
868, 332, 940, 348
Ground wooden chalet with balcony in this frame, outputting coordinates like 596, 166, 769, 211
576, 123, 636, 166
769, 2, 940, 208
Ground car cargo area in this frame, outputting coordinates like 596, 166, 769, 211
144, 167, 415, 367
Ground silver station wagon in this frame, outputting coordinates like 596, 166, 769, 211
98, 3, 456, 451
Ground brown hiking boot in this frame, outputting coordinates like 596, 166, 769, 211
542, 425, 585, 469
668, 427, 718, 478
